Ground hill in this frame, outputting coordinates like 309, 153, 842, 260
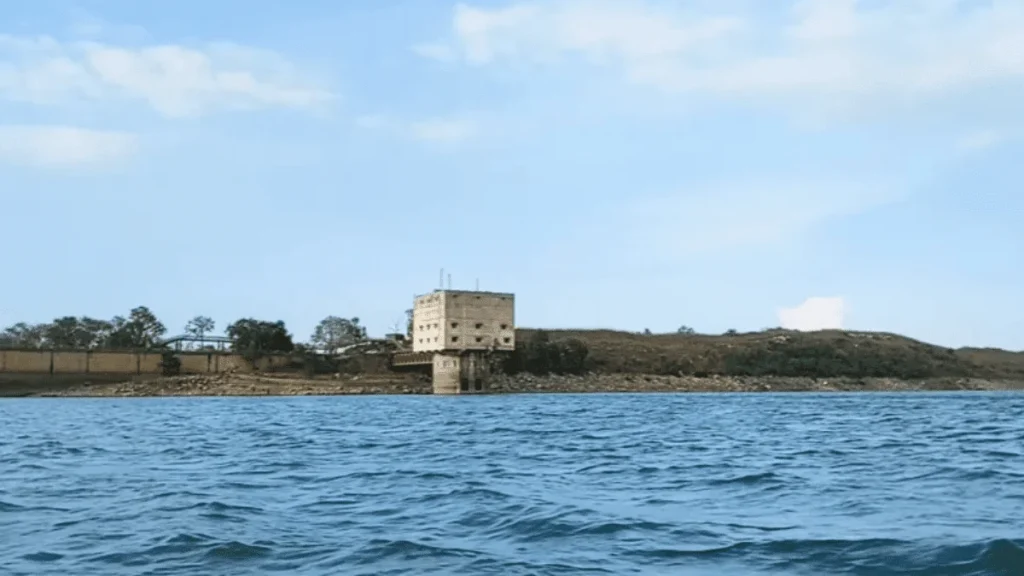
512, 328, 1024, 380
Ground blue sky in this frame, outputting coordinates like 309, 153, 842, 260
1, 0, 1022, 349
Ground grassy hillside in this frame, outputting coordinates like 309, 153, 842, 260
514, 328, 1024, 379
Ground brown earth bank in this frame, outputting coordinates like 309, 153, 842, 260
11, 373, 1024, 398
14, 373, 432, 398
491, 373, 1024, 393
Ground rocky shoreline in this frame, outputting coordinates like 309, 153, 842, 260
491, 373, 1024, 393
12, 372, 1024, 397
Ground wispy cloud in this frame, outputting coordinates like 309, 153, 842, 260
0, 34, 334, 117
778, 297, 846, 331
541, 177, 904, 274
620, 179, 899, 257
408, 117, 477, 144
0, 125, 137, 167
957, 129, 1003, 152
356, 114, 478, 146
412, 42, 457, 62
422, 0, 1024, 107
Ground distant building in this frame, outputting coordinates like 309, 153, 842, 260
408, 289, 515, 394
411, 290, 515, 354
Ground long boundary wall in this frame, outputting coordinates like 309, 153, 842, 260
0, 349, 290, 376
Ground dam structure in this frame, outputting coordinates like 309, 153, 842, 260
402, 289, 515, 394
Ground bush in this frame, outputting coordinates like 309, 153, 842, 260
159, 352, 181, 377
504, 331, 590, 375
720, 339, 971, 379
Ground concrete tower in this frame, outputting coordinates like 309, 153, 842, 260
411, 290, 515, 394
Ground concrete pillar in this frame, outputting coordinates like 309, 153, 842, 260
431, 351, 492, 394
432, 353, 461, 394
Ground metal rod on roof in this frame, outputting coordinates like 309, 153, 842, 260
447, 274, 452, 290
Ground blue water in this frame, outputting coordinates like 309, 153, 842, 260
2, 393, 1023, 575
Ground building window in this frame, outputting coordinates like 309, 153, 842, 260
475, 337, 483, 343
451, 322, 459, 328
434, 337, 438, 342
500, 324, 508, 329
475, 323, 483, 329
503, 337, 511, 344
452, 336, 459, 343
474, 379, 483, 391
418, 339, 423, 343
460, 378, 470, 392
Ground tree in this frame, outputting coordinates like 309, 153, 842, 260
37, 316, 113, 349
106, 307, 167, 349
185, 316, 216, 347
44, 317, 81, 348
0, 322, 47, 348
725, 329, 738, 336
226, 319, 295, 356
311, 316, 366, 352
504, 331, 590, 376
79, 317, 114, 348
642, 328, 652, 335
105, 316, 134, 348
524, 330, 554, 374
558, 338, 589, 374
677, 325, 696, 335
405, 309, 414, 338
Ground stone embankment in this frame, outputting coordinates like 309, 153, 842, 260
24, 372, 1024, 397
35, 373, 431, 397
491, 373, 1024, 394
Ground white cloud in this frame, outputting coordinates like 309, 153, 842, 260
356, 114, 478, 146
778, 297, 845, 331
957, 129, 1002, 152
0, 125, 137, 167
425, 0, 1024, 103
0, 35, 333, 117
408, 117, 477, 144
616, 179, 899, 257
412, 43, 457, 62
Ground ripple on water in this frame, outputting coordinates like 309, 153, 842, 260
1, 392, 1023, 575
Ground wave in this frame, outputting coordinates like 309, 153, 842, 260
706, 471, 785, 486
340, 539, 481, 565
84, 533, 274, 567
625, 538, 1024, 574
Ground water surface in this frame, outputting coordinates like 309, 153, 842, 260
2, 393, 1023, 575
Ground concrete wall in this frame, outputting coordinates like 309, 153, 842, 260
0, 349, 290, 376
443, 291, 515, 352
431, 351, 492, 394
432, 353, 461, 394
413, 290, 515, 353
412, 292, 446, 352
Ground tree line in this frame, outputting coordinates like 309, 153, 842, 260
0, 307, 369, 355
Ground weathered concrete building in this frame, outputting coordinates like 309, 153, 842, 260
411, 290, 515, 394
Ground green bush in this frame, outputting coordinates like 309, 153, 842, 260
504, 331, 590, 375
159, 352, 181, 377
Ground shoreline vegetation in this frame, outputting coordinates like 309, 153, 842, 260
2, 308, 1023, 397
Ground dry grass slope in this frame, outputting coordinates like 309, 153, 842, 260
516, 328, 1024, 379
